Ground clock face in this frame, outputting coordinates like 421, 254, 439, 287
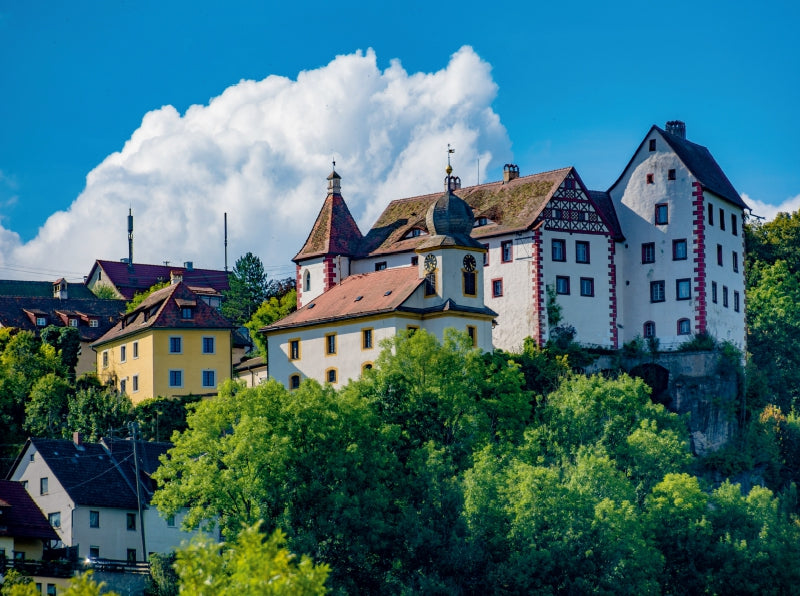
424, 254, 437, 273
463, 254, 476, 272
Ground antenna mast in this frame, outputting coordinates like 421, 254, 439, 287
224, 213, 228, 272
127, 208, 134, 270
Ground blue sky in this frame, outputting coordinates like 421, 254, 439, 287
0, 0, 798, 280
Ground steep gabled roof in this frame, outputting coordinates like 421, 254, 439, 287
0, 280, 97, 299
92, 281, 234, 347
362, 168, 574, 256
0, 479, 60, 540
587, 190, 624, 241
88, 260, 230, 300
0, 296, 125, 341
293, 190, 364, 262
264, 267, 424, 331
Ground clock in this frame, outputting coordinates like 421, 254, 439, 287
463, 254, 476, 272
424, 254, 437, 273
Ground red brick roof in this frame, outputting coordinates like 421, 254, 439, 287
89, 260, 229, 300
92, 281, 234, 346
264, 267, 423, 331
0, 480, 59, 541
294, 192, 364, 262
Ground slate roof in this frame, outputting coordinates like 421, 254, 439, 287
293, 191, 364, 262
92, 281, 234, 347
587, 190, 625, 241
0, 280, 97, 299
361, 168, 577, 256
0, 296, 125, 342
0, 480, 59, 541
88, 260, 230, 300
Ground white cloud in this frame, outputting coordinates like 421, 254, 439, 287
0, 46, 510, 281
743, 193, 800, 222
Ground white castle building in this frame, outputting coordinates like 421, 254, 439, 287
263, 121, 746, 388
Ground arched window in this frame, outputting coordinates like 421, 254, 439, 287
677, 318, 691, 335
643, 321, 656, 338
303, 270, 311, 292
362, 362, 374, 373
325, 368, 338, 384
289, 374, 301, 390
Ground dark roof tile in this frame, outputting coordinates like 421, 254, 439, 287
0, 480, 59, 540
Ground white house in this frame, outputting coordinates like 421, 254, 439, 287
7, 435, 202, 563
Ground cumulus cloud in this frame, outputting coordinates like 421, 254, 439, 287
0, 46, 510, 281
743, 193, 800, 222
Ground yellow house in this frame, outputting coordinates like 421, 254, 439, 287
92, 280, 234, 403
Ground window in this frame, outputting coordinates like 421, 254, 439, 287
501, 240, 513, 263
708, 203, 714, 226
89, 511, 100, 528
734, 291, 740, 312
120, 378, 127, 394
202, 370, 216, 388
102, 351, 108, 368
668, 169, 676, 180
289, 339, 301, 360
646, 173, 654, 184
325, 333, 337, 355
169, 336, 182, 354
580, 277, 594, 297
46, 584, 56, 596
169, 370, 183, 388
722, 286, 729, 308
556, 276, 570, 295
303, 270, 310, 292
406, 325, 419, 334
650, 281, 666, 303
575, 241, 590, 264
127, 549, 137, 564
69, 318, 78, 327
289, 374, 301, 390
40, 477, 48, 495
362, 362, 374, 373
552, 239, 566, 262
719, 208, 725, 230
48, 512, 61, 528
732, 213, 738, 236
655, 204, 668, 225
712, 281, 718, 303
202, 336, 215, 354
411, 256, 418, 266
375, 261, 387, 271
482, 244, 489, 266
676, 279, 691, 300
492, 279, 503, 298
642, 242, 655, 264
89, 546, 100, 558
732, 251, 739, 273
362, 328, 373, 350
672, 239, 687, 260
127, 513, 137, 531
643, 321, 656, 338
474, 217, 488, 227
717, 244, 723, 266
649, 139, 656, 151
133, 341, 138, 359
181, 307, 193, 319
89, 319, 99, 328
13, 551, 25, 561
326, 368, 337, 384
404, 228, 424, 238
120, 345, 127, 362
424, 272, 436, 296
132, 375, 139, 393
678, 318, 691, 335
36, 316, 46, 326
466, 326, 477, 347
166, 514, 176, 527
463, 270, 477, 296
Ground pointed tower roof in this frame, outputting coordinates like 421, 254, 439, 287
293, 169, 364, 262
417, 167, 485, 251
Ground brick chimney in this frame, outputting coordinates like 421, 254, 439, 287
73, 431, 82, 445
170, 270, 184, 285
665, 120, 686, 139
503, 164, 520, 182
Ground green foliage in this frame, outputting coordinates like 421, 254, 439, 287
127, 281, 170, 313
174, 524, 329, 595
24, 372, 73, 437
147, 551, 179, 596
40, 325, 81, 377
676, 330, 717, 352
65, 385, 132, 441
0, 570, 34, 596
509, 337, 570, 398
244, 288, 297, 357
91, 283, 119, 299
545, 283, 562, 329
62, 572, 119, 596
221, 252, 269, 326
134, 394, 201, 442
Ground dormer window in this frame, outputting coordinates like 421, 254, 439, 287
474, 217, 488, 227
181, 307, 193, 319
36, 317, 47, 327
403, 228, 426, 239
89, 319, 99, 328
69, 318, 78, 328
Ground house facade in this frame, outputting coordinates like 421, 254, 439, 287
7, 436, 201, 563
92, 277, 234, 403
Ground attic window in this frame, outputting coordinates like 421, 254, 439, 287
646, 173, 654, 184
474, 217, 489, 227
69, 318, 78, 327
403, 228, 426, 239
649, 139, 656, 151
668, 169, 676, 180
181, 307, 193, 319
308, 303, 316, 309
36, 317, 47, 327
354, 296, 363, 302
89, 319, 99, 328
384, 290, 392, 296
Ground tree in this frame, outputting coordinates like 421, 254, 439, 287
174, 524, 329, 595
127, 281, 170, 313
65, 385, 132, 441
244, 288, 297, 357
134, 394, 201, 442
91, 283, 119, 299
40, 325, 81, 378
221, 252, 269, 325
24, 373, 73, 437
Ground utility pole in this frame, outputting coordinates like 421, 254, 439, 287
128, 422, 147, 561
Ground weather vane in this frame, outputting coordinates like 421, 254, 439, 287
446, 144, 455, 174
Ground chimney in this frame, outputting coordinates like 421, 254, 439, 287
503, 164, 520, 182
183, 261, 194, 271
665, 120, 686, 139
73, 431, 82, 445
53, 279, 68, 300
170, 270, 184, 285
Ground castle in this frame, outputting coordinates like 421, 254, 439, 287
264, 121, 746, 388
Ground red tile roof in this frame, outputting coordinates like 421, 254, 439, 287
92, 281, 234, 346
0, 480, 59, 541
264, 267, 424, 331
293, 192, 364, 261
89, 260, 230, 300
